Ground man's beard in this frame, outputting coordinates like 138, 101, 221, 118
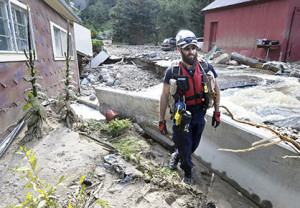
181, 50, 197, 66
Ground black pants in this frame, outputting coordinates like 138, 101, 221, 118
172, 107, 206, 175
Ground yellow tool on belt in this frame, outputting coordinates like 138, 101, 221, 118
174, 104, 182, 126
204, 84, 208, 93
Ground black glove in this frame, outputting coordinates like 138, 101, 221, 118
212, 111, 220, 128
159, 120, 168, 135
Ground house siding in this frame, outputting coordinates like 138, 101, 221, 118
203, 0, 300, 62
0, 0, 79, 134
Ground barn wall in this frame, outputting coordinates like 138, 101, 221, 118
203, 0, 293, 61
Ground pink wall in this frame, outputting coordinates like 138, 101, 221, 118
0, 0, 79, 133
202, 0, 300, 62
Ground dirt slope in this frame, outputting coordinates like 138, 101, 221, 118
0, 104, 260, 208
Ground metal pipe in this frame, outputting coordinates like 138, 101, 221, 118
0, 118, 26, 158
0, 101, 50, 159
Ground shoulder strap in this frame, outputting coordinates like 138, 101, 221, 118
171, 65, 180, 79
199, 60, 209, 74
198, 61, 207, 84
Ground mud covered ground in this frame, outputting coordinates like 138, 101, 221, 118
0, 105, 259, 208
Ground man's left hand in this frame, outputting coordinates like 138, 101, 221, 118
212, 111, 221, 128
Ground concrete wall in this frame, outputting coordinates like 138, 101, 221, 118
95, 86, 300, 208
95, 86, 171, 129
198, 114, 300, 208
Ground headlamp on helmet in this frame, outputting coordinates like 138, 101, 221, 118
176, 30, 197, 48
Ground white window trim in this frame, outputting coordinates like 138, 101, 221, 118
50, 21, 74, 61
10, 0, 26, 9
0, 0, 36, 62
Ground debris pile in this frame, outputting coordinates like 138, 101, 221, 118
79, 45, 181, 100
79, 62, 161, 99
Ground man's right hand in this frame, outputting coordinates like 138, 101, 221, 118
159, 120, 168, 135
212, 111, 221, 128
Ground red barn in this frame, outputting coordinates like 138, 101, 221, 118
202, 0, 300, 62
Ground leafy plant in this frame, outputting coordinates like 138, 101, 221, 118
92, 39, 104, 53
58, 20, 77, 128
70, 176, 88, 207
95, 200, 110, 208
8, 147, 65, 208
22, 5, 48, 140
83, 120, 103, 134
8, 147, 108, 208
100, 118, 132, 137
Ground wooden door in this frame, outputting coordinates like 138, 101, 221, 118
286, 7, 300, 62
208, 21, 218, 51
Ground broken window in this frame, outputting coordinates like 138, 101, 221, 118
0, 0, 34, 62
50, 21, 73, 60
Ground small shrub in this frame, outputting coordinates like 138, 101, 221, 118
58, 20, 77, 128
23, 5, 47, 140
92, 39, 104, 53
100, 118, 132, 137
8, 147, 109, 208
9, 147, 65, 208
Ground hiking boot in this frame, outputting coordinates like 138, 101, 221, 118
169, 152, 179, 170
182, 170, 192, 185
182, 175, 192, 185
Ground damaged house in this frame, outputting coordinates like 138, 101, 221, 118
202, 0, 300, 62
0, 0, 81, 134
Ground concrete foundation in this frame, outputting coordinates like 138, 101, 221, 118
95, 85, 300, 208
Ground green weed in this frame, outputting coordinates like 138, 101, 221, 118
8, 147, 109, 208
8, 147, 65, 208
22, 5, 48, 140
101, 118, 132, 137
111, 136, 144, 155
58, 20, 77, 128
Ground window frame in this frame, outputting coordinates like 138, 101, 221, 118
0, 0, 35, 62
50, 21, 74, 61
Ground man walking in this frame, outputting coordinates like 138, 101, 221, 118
159, 30, 221, 185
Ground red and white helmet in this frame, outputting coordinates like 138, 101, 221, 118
176, 30, 197, 48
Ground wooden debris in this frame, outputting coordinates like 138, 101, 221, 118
78, 132, 116, 152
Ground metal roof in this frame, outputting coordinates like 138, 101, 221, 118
44, 0, 81, 23
202, 0, 253, 11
